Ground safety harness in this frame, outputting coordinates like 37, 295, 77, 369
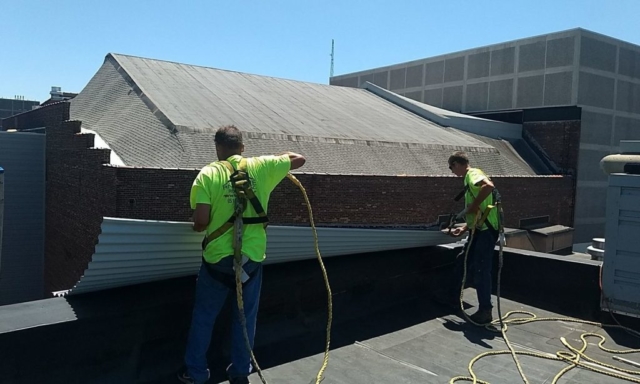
203, 158, 268, 248
464, 168, 503, 234
474, 188, 502, 234
201, 158, 269, 288
446, 175, 503, 236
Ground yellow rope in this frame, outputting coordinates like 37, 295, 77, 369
234, 255, 269, 384
450, 210, 640, 383
449, 312, 640, 383
232, 197, 269, 384
287, 173, 333, 384
230, 173, 333, 384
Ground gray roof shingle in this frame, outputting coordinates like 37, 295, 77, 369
69, 53, 539, 176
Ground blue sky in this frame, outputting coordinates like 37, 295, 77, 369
2, 0, 639, 101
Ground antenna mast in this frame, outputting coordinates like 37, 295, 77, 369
330, 39, 335, 78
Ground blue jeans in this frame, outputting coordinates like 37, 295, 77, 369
184, 256, 263, 384
453, 228, 497, 311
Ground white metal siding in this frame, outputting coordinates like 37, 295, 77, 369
59, 217, 452, 296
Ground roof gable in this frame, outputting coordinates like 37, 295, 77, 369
108, 53, 493, 149
69, 53, 539, 176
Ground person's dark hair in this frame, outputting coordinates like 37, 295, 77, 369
448, 151, 469, 166
214, 125, 243, 149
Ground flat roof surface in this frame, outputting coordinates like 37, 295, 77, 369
232, 293, 640, 384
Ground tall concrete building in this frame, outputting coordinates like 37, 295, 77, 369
331, 28, 640, 243
0, 97, 39, 129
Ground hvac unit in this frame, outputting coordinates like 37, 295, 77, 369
600, 140, 640, 318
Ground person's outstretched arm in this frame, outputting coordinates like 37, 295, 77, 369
279, 151, 305, 170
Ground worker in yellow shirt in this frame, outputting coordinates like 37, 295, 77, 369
442, 151, 499, 324
179, 125, 305, 384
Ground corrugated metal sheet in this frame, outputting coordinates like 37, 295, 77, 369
57, 217, 452, 296
0, 132, 45, 305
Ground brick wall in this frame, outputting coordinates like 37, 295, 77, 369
115, 170, 574, 229
524, 120, 581, 175
115, 168, 198, 221
1, 101, 69, 131
45, 120, 118, 292
492, 176, 574, 227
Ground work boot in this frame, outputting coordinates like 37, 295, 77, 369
468, 309, 493, 325
177, 369, 195, 384
177, 367, 209, 384
227, 363, 251, 384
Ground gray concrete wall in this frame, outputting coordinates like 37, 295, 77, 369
331, 28, 640, 243
0, 132, 45, 305
331, 29, 580, 112
574, 31, 640, 242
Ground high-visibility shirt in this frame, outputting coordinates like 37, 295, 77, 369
464, 167, 499, 231
190, 154, 291, 263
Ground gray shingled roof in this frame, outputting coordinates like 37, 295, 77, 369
69, 53, 538, 176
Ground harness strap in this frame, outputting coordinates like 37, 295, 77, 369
221, 159, 269, 223
477, 204, 496, 229
204, 158, 269, 247
207, 222, 234, 243
465, 170, 501, 232
201, 256, 260, 289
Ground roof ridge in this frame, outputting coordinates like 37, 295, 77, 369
106, 54, 177, 135
107, 53, 343, 89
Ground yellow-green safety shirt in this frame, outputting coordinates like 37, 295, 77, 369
464, 167, 499, 231
190, 154, 291, 264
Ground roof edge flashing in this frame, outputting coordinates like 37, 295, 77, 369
362, 82, 522, 140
